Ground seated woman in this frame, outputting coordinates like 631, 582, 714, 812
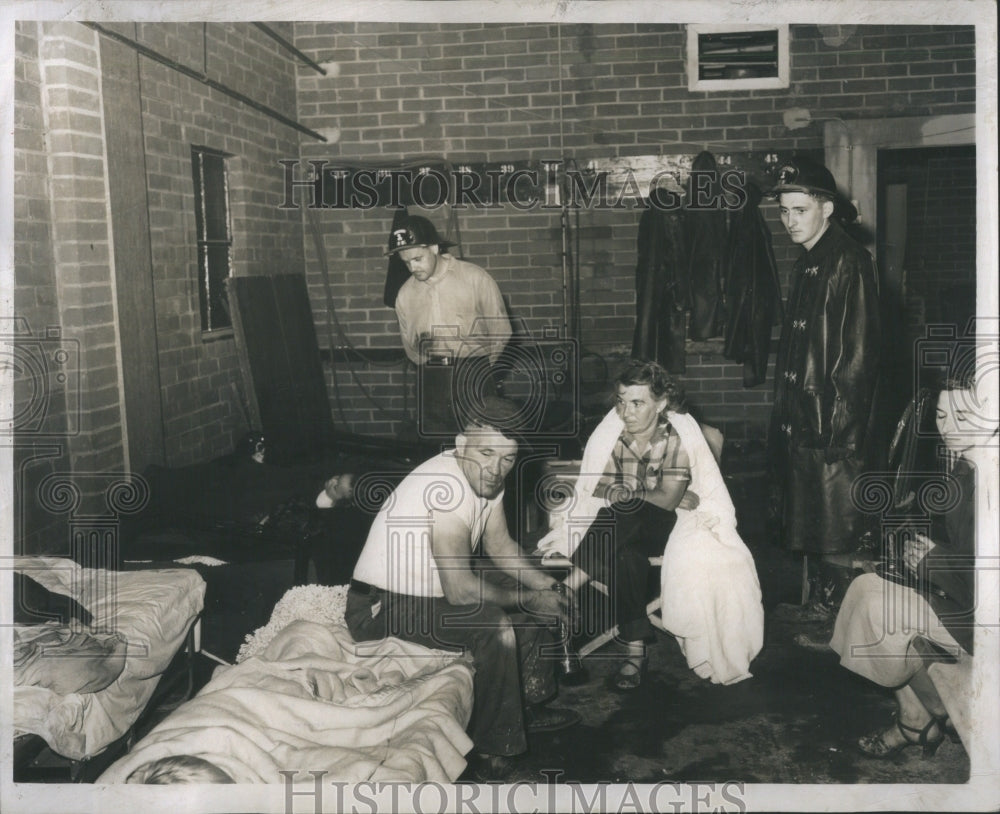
538, 359, 763, 688
830, 372, 993, 756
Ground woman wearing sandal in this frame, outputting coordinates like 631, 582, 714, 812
830, 371, 994, 757
536, 360, 762, 690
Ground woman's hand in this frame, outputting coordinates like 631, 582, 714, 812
902, 532, 935, 573
678, 490, 700, 511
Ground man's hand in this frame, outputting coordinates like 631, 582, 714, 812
524, 585, 572, 625
902, 532, 936, 573
678, 490, 700, 511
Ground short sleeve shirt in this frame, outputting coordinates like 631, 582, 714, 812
612, 415, 680, 493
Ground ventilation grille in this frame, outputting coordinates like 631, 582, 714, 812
687, 25, 789, 92
696, 29, 780, 81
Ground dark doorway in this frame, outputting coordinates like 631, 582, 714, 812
876, 145, 976, 410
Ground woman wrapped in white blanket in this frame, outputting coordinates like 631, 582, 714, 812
658, 409, 764, 685
537, 360, 763, 687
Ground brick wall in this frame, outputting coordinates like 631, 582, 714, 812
123, 22, 306, 465
291, 22, 975, 442
13, 22, 308, 552
13, 22, 76, 552
13, 22, 126, 553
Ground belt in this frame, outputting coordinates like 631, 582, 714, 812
350, 578, 383, 595
426, 355, 454, 366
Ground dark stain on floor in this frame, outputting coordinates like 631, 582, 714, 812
468, 466, 971, 786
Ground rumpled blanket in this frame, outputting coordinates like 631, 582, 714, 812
659, 411, 764, 684
15, 623, 126, 695
13, 557, 206, 759
98, 620, 474, 784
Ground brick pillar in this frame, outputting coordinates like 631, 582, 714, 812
37, 21, 127, 514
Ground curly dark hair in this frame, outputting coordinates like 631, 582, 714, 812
614, 359, 687, 412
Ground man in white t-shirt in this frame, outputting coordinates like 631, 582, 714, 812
346, 398, 579, 772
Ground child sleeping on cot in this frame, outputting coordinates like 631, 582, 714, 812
126, 755, 234, 784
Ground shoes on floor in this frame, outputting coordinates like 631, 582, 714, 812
460, 752, 515, 783
792, 632, 833, 652
858, 716, 945, 759
610, 655, 648, 692
524, 703, 581, 733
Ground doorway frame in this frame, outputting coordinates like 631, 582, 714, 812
823, 113, 975, 249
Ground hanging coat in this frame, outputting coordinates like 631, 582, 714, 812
767, 219, 882, 554
631, 203, 688, 373
683, 151, 728, 341
722, 182, 783, 387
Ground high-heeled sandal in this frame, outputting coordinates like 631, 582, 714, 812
858, 716, 944, 758
611, 655, 648, 691
935, 715, 962, 744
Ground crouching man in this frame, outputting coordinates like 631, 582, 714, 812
345, 397, 579, 774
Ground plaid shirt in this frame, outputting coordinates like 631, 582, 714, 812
612, 415, 680, 494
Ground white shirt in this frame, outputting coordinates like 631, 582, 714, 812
352, 451, 504, 598
394, 254, 512, 365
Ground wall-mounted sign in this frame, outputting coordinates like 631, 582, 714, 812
292, 150, 820, 211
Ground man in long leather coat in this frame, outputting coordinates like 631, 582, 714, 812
768, 157, 881, 609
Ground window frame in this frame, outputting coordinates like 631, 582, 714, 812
191, 145, 234, 334
686, 24, 790, 92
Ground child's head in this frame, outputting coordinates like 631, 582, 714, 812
125, 754, 234, 784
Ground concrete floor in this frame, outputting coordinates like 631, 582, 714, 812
468, 463, 971, 785
25, 445, 964, 788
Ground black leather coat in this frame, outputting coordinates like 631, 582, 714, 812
723, 183, 782, 387
631, 206, 688, 373
768, 219, 882, 554
684, 152, 728, 341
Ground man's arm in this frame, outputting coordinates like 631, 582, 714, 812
479, 502, 556, 592
394, 303, 422, 365
431, 507, 565, 618
472, 272, 512, 364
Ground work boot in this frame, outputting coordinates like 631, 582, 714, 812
524, 703, 581, 733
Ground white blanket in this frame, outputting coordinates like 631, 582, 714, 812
658, 411, 764, 684
98, 620, 474, 784
13, 557, 206, 759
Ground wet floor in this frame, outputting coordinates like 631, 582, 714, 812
471, 465, 971, 785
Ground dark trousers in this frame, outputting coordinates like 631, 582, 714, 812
570, 501, 676, 642
418, 356, 498, 436
344, 572, 558, 757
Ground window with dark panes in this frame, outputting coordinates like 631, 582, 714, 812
191, 146, 233, 332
